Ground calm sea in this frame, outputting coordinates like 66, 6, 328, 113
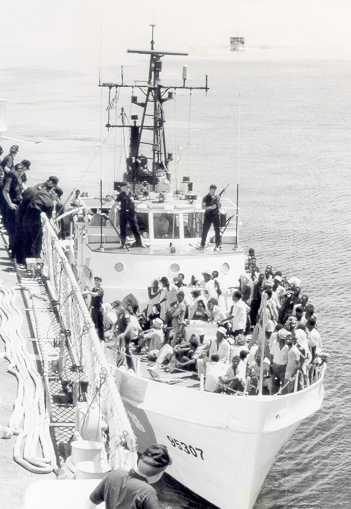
1, 55, 350, 508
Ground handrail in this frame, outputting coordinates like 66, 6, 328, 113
40, 214, 137, 470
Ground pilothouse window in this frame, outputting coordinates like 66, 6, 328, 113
183, 212, 203, 238
153, 213, 180, 239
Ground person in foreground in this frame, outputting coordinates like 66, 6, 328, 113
88, 444, 172, 509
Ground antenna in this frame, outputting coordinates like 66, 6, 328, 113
150, 24, 156, 50
99, 29, 209, 190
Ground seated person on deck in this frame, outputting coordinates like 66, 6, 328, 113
136, 318, 165, 356
216, 355, 246, 394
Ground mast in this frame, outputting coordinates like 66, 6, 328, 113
99, 26, 209, 190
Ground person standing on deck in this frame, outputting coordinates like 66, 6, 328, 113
15, 176, 59, 264
226, 290, 248, 338
199, 184, 221, 250
84, 276, 105, 341
116, 182, 143, 248
22, 187, 54, 258
2, 162, 28, 257
1, 144, 18, 172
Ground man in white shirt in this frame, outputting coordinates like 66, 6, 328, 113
137, 318, 164, 354
207, 298, 226, 323
272, 274, 285, 310
202, 272, 218, 300
285, 337, 301, 384
228, 290, 247, 337
306, 317, 322, 358
208, 326, 230, 363
271, 329, 289, 392
217, 355, 246, 393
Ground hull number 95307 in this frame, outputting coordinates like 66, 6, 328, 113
166, 435, 204, 460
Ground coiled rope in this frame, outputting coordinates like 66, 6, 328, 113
0, 286, 56, 473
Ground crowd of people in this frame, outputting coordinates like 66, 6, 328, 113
99, 248, 326, 395
0, 144, 66, 264
0, 144, 326, 396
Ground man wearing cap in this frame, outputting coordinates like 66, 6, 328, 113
89, 444, 172, 509
199, 184, 221, 250
208, 326, 230, 363
16, 176, 59, 263
116, 182, 143, 248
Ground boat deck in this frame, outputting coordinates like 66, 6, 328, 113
88, 240, 240, 256
137, 356, 201, 388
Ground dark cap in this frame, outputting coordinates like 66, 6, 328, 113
140, 444, 172, 468
21, 159, 31, 169
54, 186, 63, 198
48, 176, 59, 185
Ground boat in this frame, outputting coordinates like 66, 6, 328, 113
63, 29, 326, 509
230, 37, 245, 52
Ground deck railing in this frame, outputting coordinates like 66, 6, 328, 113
41, 215, 137, 470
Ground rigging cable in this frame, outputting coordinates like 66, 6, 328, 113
187, 90, 193, 149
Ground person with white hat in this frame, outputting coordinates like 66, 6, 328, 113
208, 326, 230, 364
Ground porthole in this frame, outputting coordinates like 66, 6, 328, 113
221, 262, 230, 274
170, 263, 180, 273
114, 262, 125, 272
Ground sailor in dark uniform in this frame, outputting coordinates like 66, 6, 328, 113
2, 162, 28, 257
116, 182, 143, 248
200, 184, 221, 249
84, 276, 105, 341
22, 187, 54, 259
15, 176, 59, 263
0, 144, 19, 172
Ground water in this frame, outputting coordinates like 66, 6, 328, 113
1, 55, 350, 508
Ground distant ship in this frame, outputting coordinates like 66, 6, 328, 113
230, 37, 245, 51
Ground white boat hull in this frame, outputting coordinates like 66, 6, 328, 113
114, 369, 325, 509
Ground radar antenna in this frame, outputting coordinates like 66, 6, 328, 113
99, 26, 209, 190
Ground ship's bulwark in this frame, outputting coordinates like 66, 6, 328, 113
114, 369, 325, 509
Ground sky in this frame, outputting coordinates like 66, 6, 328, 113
1, 0, 351, 67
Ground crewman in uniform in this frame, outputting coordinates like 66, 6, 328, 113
15, 176, 59, 264
116, 182, 143, 248
21, 184, 55, 259
84, 276, 105, 341
89, 444, 172, 509
2, 161, 29, 257
0, 145, 19, 217
200, 184, 221, 250
1, 144, 19, 172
